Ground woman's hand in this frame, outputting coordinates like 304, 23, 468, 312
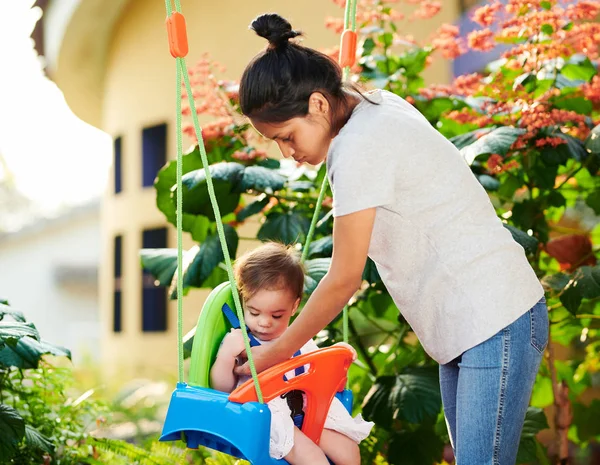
233, 344, 287, 376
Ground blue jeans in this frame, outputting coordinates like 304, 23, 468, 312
439, 298, 548, 465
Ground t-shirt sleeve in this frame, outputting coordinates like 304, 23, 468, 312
328, 129, 400, 217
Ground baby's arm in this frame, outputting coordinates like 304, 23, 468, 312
210, 329, 246, 393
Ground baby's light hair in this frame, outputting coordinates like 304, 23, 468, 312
234, 242, 304, 301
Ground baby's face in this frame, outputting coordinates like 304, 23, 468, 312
243, 287, 300, 341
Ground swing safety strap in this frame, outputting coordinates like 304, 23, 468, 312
165, 0, 358, 403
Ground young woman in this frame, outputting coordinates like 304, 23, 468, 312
234, 13, 548, 464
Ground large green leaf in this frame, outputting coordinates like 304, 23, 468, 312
0, 337, 71, 369
388, 426, 444, 465
0, 404, 25, 460
303, 258, 331, 295
461, 127, 526, 165
555, 133, 587, 162
237, 166, 286, 192
24, 425, 54, 454
180, 163, 244, 219
553, 96, 593, 115
363, 258, 382, 285
236, 196, 270, 222
257, 211, 311, 244
0, 321, 39, 348
183, 225, 239, 289
559, 266, 600, 315
585, 123, 600, 155
516, 407, 549, 464
363, 367, 441, 426
572, 399, 600, 441
504, 224, 539, 255
560, 57, 597, 82
0, 303, 25, 322
154, 147, 211, 242
140, 249, 178, 287
307, 235, 333, 258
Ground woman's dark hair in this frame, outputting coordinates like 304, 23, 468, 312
239, 13, 354, 133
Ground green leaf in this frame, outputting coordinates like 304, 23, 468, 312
498, 175, 524, 200
585, 123, 600, 155
542, 272, 570, 291
363, 367, 441, 426
586, 189, 600, 215
514, 73, 537, 92
541, 1, 551, 10
449, 128, 494, 150
461, 127, 526, 165
521, 407, 549, 437
256, 158, 281, 169
574, 266, 600, 299
547, 191, 566, 208
183, 225, 239, 289
236, 196, 270, 222
180, 163, 244, 220
0, 404, 25, 460
563, 21, 573, 31
362, 37, 376, 55
307, 235, 333, 258
504, 224, 539, 255
561, 58, 597, 82
0, 303, 25, 322
236, 166, 286, 193
154, 147, 211, 242
477, 174, 500, 191
553, 96, 593, 115
530, 162, 558, 189
258, 211, 310, 245
516, 408, 549, 463
572, 399, 600, 441
363, 258, 382, 284
0, 337, 71, 369
555, 133, 588, 162
24, 425, 54, 453
0, 321, 39, 348
541, 24, 554, 35
140, 249, 178, 287
561, 282, 583, 315
388, 426, 444, 465
303, 258, 331, 295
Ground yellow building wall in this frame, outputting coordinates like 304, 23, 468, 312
97, 0, 459, 380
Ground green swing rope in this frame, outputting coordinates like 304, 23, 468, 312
302, 0, 358, 346
167, 0, 359, 403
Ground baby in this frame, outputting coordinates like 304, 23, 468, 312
210, 242, 373, 465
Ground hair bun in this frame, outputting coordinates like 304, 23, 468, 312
251, 13, 302, 48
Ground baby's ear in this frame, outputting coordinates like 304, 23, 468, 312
291, 297, 301, 315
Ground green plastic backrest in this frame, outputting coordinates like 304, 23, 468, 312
188, 282, 235, 388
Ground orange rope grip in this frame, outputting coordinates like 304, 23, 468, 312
166, 12, 189, 58
338, 29, 357, 69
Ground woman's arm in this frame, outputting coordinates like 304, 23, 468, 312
234, 208, 376, 375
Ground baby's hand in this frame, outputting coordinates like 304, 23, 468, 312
221, 329, 246, 358
333, 342, 357, 361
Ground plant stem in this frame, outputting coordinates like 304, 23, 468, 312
348, 317, 379, 376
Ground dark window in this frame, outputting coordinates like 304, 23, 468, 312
114, 136, 123, 194
142, 228, 168, 332
142, 124, 167, 187
113, 235, 123, 333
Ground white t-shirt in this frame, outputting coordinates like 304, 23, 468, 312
326, 89, 544, 364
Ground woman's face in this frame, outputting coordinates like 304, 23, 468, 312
252, 92, 333, 166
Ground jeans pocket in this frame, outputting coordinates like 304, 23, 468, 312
530, 297, 549, 354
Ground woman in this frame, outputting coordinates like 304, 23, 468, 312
234, 13, 548, 464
